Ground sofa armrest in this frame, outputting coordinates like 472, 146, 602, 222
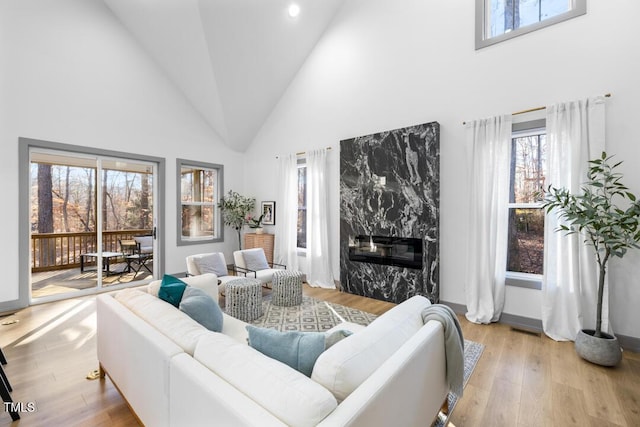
97, 294, 183, 427
268, 262, 287, 269
317, 321, 447, 427
234, 266, 257, 278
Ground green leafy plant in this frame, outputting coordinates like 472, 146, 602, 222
218, 190, 255, 249
542, 152, 640, 338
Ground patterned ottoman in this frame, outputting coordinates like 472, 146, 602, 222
225, 278, 263, 321
272, 270, 304, 307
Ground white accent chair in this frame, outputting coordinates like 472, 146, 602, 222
185, 252, 242, 292
233, 248, 286, 286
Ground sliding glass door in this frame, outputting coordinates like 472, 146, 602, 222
29, 149, 158, 302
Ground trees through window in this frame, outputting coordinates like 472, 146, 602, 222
476, 0, 586, 49
507, 129, 546, 276
178, 159, 223, 245
297, 164, 307, 249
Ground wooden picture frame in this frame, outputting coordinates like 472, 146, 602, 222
261, 201, 275, 225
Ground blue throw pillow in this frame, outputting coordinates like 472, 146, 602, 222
158, 274, 187, 308
179, 287, 224, 332
246, 326, 327, 377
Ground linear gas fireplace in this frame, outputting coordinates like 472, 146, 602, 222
348, 236, 422, 269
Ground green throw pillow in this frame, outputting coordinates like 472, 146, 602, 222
158, 274, 187, 308
179, 287, 224, 332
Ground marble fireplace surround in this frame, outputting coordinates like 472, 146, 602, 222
340, 121, 439, 304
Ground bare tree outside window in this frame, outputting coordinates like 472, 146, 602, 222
32, 163, 153, 234
507, 132, 546, 275
297, 165, 307, 249
477, 0, 585, 49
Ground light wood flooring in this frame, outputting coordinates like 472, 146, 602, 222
0, 286, 638, 426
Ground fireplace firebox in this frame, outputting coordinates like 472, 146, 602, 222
348, 235, 422, 269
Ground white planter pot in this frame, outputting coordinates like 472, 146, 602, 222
255, 227, 264, 234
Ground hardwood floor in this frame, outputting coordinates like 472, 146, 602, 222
0, 286, 638, 426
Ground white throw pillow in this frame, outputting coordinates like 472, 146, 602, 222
194, 333, 337, 427
193, 253, 228, 277
311, 295, 432, 402
242, 248, 269, 271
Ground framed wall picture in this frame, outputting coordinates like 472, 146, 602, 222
261, 201, 275, 225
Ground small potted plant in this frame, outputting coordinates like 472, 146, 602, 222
247, 214, 265, 234
218, 190, 255, 250
542, 152, 640, 366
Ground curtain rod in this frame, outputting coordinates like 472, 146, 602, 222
462, 93, 612, 125
275, 146, 332, 159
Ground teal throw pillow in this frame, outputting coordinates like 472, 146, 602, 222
179, 287, 224, 332
246, 326, 328, 377
158, 274, 187, 308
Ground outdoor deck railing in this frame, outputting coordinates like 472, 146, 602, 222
31, 229, 152, 272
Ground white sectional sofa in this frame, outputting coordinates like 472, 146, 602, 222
96, 274, 449, 427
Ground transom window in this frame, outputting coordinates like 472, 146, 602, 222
476, 0, 586, 49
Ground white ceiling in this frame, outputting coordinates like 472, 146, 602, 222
103, 0, 345, 152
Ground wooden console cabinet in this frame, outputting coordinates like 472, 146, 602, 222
244, 233, 274, 264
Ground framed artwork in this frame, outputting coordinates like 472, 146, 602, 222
261, 201, 276, 225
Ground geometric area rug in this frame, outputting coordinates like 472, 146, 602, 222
249, 294, 378, 331
436, 339, 484, 427
246, 295, 484, 425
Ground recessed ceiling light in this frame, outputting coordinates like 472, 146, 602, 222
288, 3, 300, 18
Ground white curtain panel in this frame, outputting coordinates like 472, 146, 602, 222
465, 115, 512, 324
275, 153, 299, 271
542, 96, 607, 341
306, 148, 335, 288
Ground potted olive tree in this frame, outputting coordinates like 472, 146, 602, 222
542, 152, 640, 366
218, 190, 255, 250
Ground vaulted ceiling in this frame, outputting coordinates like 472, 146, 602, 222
104, 0, 345, 152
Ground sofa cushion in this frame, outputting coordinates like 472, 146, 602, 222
194, 333, 337, 427
193, 253, 228, 277
115, 289, 209, 355
179, 287, 223, 332
148, 273, 219, 303
242, 248, 269, 271
311, 295, 432, 402
158, 274, 187, 307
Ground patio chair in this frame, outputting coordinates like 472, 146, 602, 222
185, 252, 243, 292
119, 237, 152, 275
233, 248, 286, 286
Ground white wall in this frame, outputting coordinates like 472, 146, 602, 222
245, 0, 640, 339
0, 0, 244, 305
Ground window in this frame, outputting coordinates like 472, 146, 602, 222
506, 125, 546, 288
476, 0, 586, 49
297, 163, 307, 249
177, 159, 223, 245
